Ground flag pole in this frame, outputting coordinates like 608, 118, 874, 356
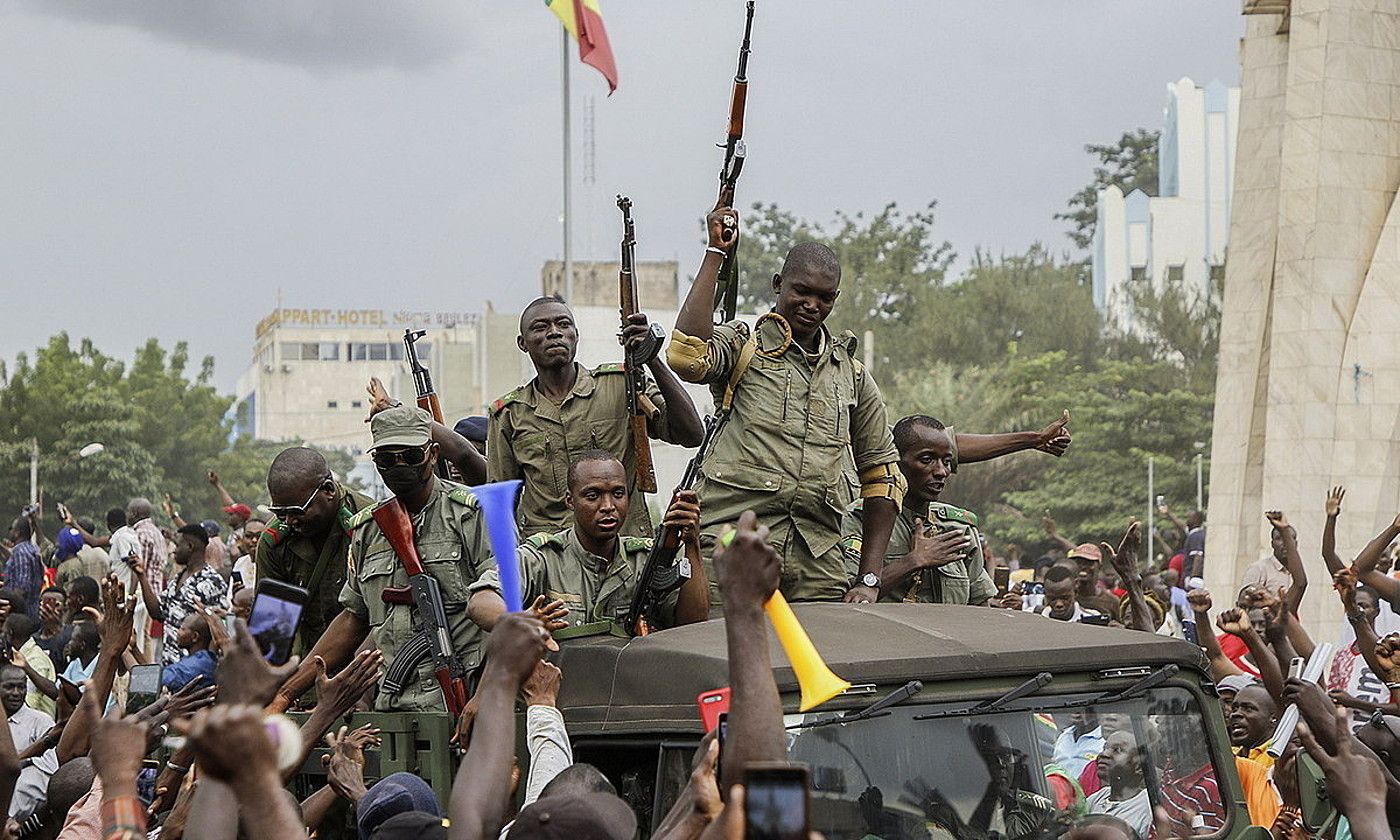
561, 26, 574, 303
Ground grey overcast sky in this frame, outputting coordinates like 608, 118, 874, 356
1, 2, 1242, 393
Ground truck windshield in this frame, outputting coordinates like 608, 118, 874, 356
784, 686, 1227, 840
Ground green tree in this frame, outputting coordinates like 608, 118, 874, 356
1057, 129, 1161, 250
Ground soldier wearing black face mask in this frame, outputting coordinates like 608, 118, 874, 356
273, 405, 497, 712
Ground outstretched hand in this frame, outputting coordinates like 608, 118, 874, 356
1326, 486, 1346, 517
1036, 410, 1072, 457
1265, 510, 1290, 532
215, 618, 300, 707
1101, 521, 1142, 582
365, 377, 396, 421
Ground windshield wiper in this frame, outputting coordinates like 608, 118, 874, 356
786, 680, 923, 730
912, 672, 1052, 721
1089, 664, 1178, 704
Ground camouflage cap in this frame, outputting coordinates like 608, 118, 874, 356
371, 405, 432, 450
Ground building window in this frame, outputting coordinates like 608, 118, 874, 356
1166, 265, 1185, 287
327, 400, 338, 409
283, 342, 339, 361
1209, 263, 1225, 284
349, 342, 407, 362
351, 400, 363, 409
1130, 267, 1148, 284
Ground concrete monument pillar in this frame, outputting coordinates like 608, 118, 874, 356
1208, 0, 1400, 638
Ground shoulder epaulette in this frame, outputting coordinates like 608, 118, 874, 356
447, 487, 481, 509
524, 532, 555, 549
621, 536, 652, 553
594, 362, 626, 375
836, 330, 859, 357
346, 505, 379, 531
490, 390, 522, 416
931, 502, 979, 528
258, 521, 290, 550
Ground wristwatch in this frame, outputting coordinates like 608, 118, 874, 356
860, 572, 881, 589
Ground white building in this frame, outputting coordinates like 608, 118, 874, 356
1093, 78, 1241, 330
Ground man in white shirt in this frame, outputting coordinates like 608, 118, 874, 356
2, 665, 58, 820
1085, 730, 1152, 838
1034, 566, 1106, 624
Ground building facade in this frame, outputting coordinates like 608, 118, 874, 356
1093, 78, 1241, 331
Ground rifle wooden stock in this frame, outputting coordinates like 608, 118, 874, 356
727, 82, 747, 138
417, 392, 445, 426
372, 500, 470, 717
629, 415, 657, 494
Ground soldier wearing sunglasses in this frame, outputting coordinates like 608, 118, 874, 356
273, 405, 496, 713
257, 447, 372, 652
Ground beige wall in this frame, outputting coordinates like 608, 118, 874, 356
1208, 0, 1400, 639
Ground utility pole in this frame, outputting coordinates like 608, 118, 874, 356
29, 438, 38, 505
561, 27, 574, 303
1146, 457, 1155, 565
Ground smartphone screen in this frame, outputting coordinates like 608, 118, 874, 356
993, 566, 1011, 593
716, 712, 728, 781
249, 579, 309, 665
126, 663, 162, 714
743, 764, 810, 840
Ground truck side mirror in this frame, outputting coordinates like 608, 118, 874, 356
1298, 752, 1339, 832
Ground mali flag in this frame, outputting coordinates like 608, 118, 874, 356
546, 0, 619, 94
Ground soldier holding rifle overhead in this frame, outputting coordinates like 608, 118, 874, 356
669, 205, 904, 606
487, 214, 704, 538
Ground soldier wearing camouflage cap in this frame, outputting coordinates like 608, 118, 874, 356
273, 405, 498, 712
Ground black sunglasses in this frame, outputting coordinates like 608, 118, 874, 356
268, 477, 333, 518
372, 445, 431, 470
1369, 710, 1400, 742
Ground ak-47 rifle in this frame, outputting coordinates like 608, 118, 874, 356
625, 413, 726, 636
712, 1, 756, 324
403, 329, 454, 481
617, 195, 664, 495
373, 500, 470, 717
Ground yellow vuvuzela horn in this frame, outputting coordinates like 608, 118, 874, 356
765, 591, 851, 711
719, 527, 851, 711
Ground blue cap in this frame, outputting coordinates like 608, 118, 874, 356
56, 527, 84, 560
201, 520, 221, 536
454, 415, 488, 443
357, 773, 442, 840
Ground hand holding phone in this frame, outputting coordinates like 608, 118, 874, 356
697, 687, 731, 732
248, 579, 309, 665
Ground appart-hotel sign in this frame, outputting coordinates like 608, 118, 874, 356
255, 308, 480, 338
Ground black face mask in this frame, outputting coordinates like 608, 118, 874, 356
381, 463, 427, 497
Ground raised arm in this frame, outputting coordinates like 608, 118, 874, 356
1189, 589, 1244, 681
1104, 522, 1155, 633
714, 512, 788, 793
367, 377, 487, 484
1351, 513, 1400, 610
447, 612, 547, 840
673, 204, 736, 342
954, 410, 1072, 464
1218, 607, 1286, 703
207, 470, 237, 510
1041, 515, 1077, 553
162, 495, 187, 530
1322, 486, 1346, 575
1266, 511, 1308, 613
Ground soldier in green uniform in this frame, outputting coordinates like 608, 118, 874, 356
487, 297, 704, 539
272, 406, 497, 713
668, 209, 904, 606
257, 447, 371, 652
841, 415, 995, 605
468, 449, 709, 634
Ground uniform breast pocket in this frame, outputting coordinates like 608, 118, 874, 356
419, 540, 471, 609
357, 552, 401, 627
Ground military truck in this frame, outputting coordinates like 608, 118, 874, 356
550, 603, 1311, 839
296, 603, 1328, 839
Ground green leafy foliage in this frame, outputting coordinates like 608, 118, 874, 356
0, 333, 354, 538
1056, 129, 1161, 250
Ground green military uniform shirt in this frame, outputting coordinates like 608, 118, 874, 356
676, 317, 899, 602
340, 480, 496, 712
841, 499, 997, 605
487, 362, 676, 539
257, 483, 369, 654
470, 527, 679, 632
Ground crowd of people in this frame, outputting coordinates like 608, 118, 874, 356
0, 206, 1393, 839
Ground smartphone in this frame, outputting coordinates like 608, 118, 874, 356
714, 711, 730, 782
56, 502, 69, 521
1080, 613, 1112, 626
743, 763, 810, 840
697, 687, 731, 732
249, 579, 309, 665
231, 570, 245, 589
127, 663, 162, 714
1156, 495, 1166, 509
1288, 656, 1305, 679
993, 567, 1011, 593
